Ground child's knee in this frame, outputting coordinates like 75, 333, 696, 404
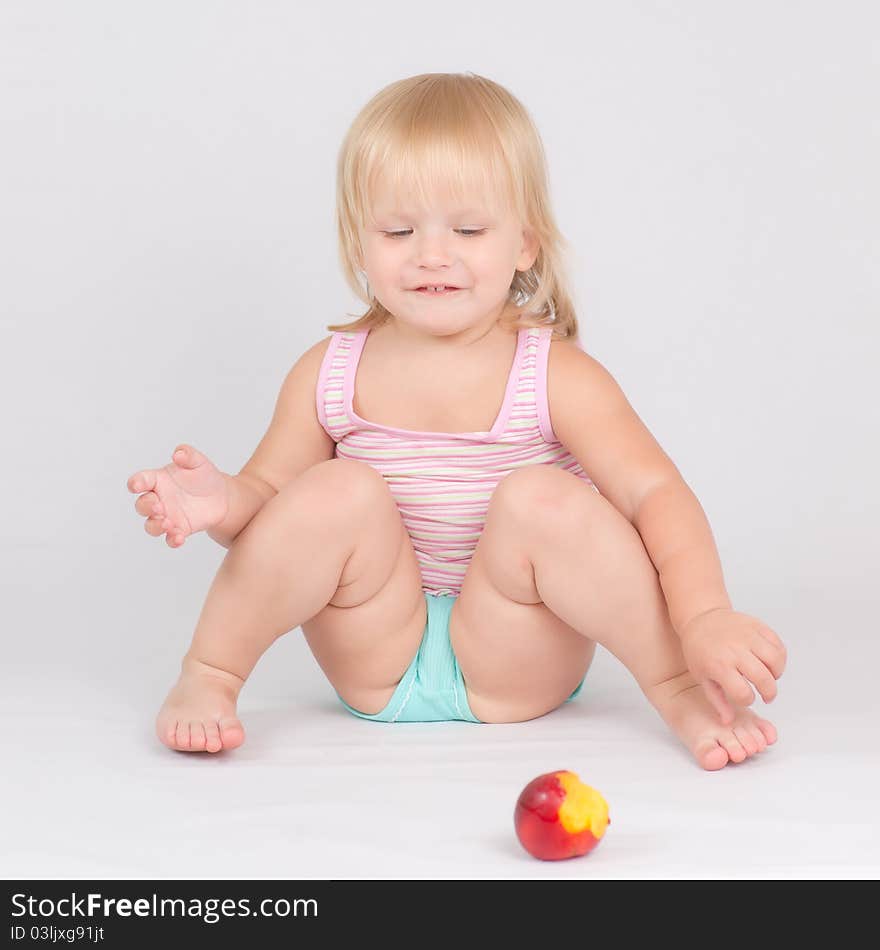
246, 459, 391, 544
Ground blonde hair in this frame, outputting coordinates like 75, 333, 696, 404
329, 72, 580, 341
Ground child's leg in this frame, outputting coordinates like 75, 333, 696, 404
156, 459, 426, 753
451, 465, 777, 771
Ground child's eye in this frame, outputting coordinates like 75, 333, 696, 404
382, 229, 485, 239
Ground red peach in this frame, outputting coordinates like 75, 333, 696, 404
514, 770, 610, 860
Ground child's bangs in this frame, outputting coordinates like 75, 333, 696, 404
360, 127, 517, 226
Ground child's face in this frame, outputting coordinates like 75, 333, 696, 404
359, 178, 538, 337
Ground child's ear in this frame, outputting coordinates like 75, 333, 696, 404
516, 227, 540, 272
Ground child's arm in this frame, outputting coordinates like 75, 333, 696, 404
209, 336, 337, 548
629, 480, 731, 635
206, 472, 277, 549
549, 342, 786, 721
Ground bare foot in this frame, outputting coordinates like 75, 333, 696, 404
646, 670, 777, 771
155, 656, 246, 753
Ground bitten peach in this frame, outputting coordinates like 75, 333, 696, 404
514, 770, 610, 860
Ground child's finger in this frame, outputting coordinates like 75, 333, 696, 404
134, 492, 160, 517
757, 623, 786, 652
701, 679, 735, 725
144, 516, 166, 537
128, 470, 157, 493
172, 444, 207, 469
753, 632, 787, 679
739, 655, 778, 703
718, 667, 756, 708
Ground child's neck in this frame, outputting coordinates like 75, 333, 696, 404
386, 312, 503, 351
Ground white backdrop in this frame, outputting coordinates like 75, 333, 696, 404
2, 0, 878, 879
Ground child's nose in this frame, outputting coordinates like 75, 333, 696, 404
414, 232, 455, 265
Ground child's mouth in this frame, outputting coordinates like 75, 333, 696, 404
414, 286, 462, 295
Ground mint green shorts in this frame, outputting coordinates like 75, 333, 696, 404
336, 592, 585, 724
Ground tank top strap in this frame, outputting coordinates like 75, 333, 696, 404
316, 330, 365, 441
499, 325, 557, 443
533, 325, 558, 443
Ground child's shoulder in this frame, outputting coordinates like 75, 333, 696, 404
297, 327, 373, 364
295, 334, 336, 369
546, 334, 623, 402
547, 332, 592, 369
547, 332, 583, 351
277, 336, 336, 399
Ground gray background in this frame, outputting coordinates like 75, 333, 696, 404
3, 1, 878, 879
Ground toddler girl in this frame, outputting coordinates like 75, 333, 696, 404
127, 72, 786, 770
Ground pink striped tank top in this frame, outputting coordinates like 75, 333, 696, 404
315, 325, 596, 596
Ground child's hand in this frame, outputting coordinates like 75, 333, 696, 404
127, 444, 230, 548
679, 607, 787, 725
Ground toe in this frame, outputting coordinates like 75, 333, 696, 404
189, 721, 207, 752
695, 738, 729, 771
204, 720, 223, 753
218, 718, 245, 750
175, 720, 192, 751
721, 732, 748, 764
733, 725, 759, 756
750, 723, 768, 752
156, 718, 179, 750
756, 717, 777, 745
